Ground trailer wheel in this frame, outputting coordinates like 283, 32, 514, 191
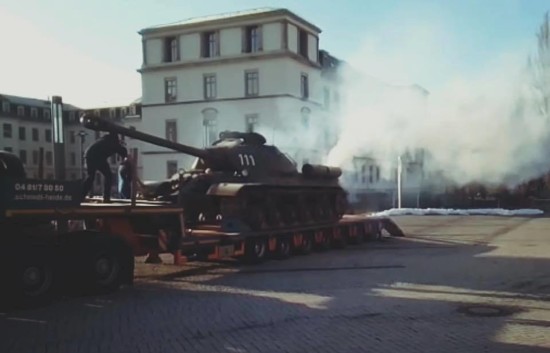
243, 237, 267, 264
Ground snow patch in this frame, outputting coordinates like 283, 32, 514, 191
372, 208, 544, 217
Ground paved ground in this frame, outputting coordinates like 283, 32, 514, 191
1, 215, 550, 353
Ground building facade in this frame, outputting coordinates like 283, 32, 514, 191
0, 93, 143, 195
137, 8, 341, 180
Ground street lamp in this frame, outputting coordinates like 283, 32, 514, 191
77, 130, 88, 178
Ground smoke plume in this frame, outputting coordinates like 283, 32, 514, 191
325, 23, 550, 189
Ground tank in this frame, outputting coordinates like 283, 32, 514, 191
81, 115, 349, 231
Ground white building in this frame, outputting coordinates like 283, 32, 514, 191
137, 8, 340, 180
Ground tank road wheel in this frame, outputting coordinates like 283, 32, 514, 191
240, 191, 270, 231
246, 208, 269, 230
265, 194, 284, 228
297, 194, 313, 224
274, 236, 291, 260
300, 233, 313, 255
243, 237, 268, 264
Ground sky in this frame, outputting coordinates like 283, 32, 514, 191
0, 0, 549, 108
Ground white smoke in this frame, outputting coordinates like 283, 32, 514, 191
324, 23, 550, 190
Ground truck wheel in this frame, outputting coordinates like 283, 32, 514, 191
6, 245, 58, 308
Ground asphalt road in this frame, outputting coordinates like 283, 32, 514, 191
1, 215, 549, 353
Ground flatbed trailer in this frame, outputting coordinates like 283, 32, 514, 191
0, 194, 404, 308
0, 174, 406, 310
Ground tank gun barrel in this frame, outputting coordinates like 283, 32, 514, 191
81, 115, 209, 160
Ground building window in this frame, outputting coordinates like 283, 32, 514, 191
120, 107, 127, 117
93, 109, 100, 117
19, 150, 27, 164
3, 123, 12, 138
245, 70, 259, 97
201, 31, 218, 58
243, 25, 262, 53
166, 160, 178, 178
45, 151, 52, 166
32, 150, 38, 165
32, 128, 39, 141
164, 36, 179, 62
165, 120, 177, 142
109, 108, 117, 118
324, 87, 330, 108
4, 147, 13, 153
300, 73, 309, 99
129, 105, 137, 116
202, 108, 218, 146
30, 108, 38, 118
2, 101, 10, 113
17, 106, 24, 116
203, 74, 217, 100
369, 165, 374, 183
70, 152, 76, 166
245, 114, 259, 133
43, 109, 51, 120
70, 131, 75, 143
45, 129, 52, 142
298, 28, 308, 58
18, 126, 25, 140
69, 111, 76, 122
361, 165, 367, 184
165, 77, 177, 102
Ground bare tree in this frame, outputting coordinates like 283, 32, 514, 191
528, 11, 550, 118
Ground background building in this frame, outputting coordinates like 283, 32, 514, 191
137, 7, 341, 180
0, 93, 143, 196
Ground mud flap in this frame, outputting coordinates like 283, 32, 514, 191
381, 218, 405, 237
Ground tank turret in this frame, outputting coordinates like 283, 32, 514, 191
81, 114, 348, 231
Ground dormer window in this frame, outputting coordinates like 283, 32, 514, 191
298, 28, 308, 58
201, 31, 219, 58
2, 101, 10, 113
164, 36, 179, 62
243, 25, 262, 53
17, 106, 24, 116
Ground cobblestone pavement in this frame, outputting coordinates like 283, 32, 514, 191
1, 215, 550, 353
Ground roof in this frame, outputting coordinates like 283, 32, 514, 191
140, 7, 322, 34
0, 93, 81, 110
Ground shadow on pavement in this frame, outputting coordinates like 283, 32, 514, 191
1, 215, 549, 353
